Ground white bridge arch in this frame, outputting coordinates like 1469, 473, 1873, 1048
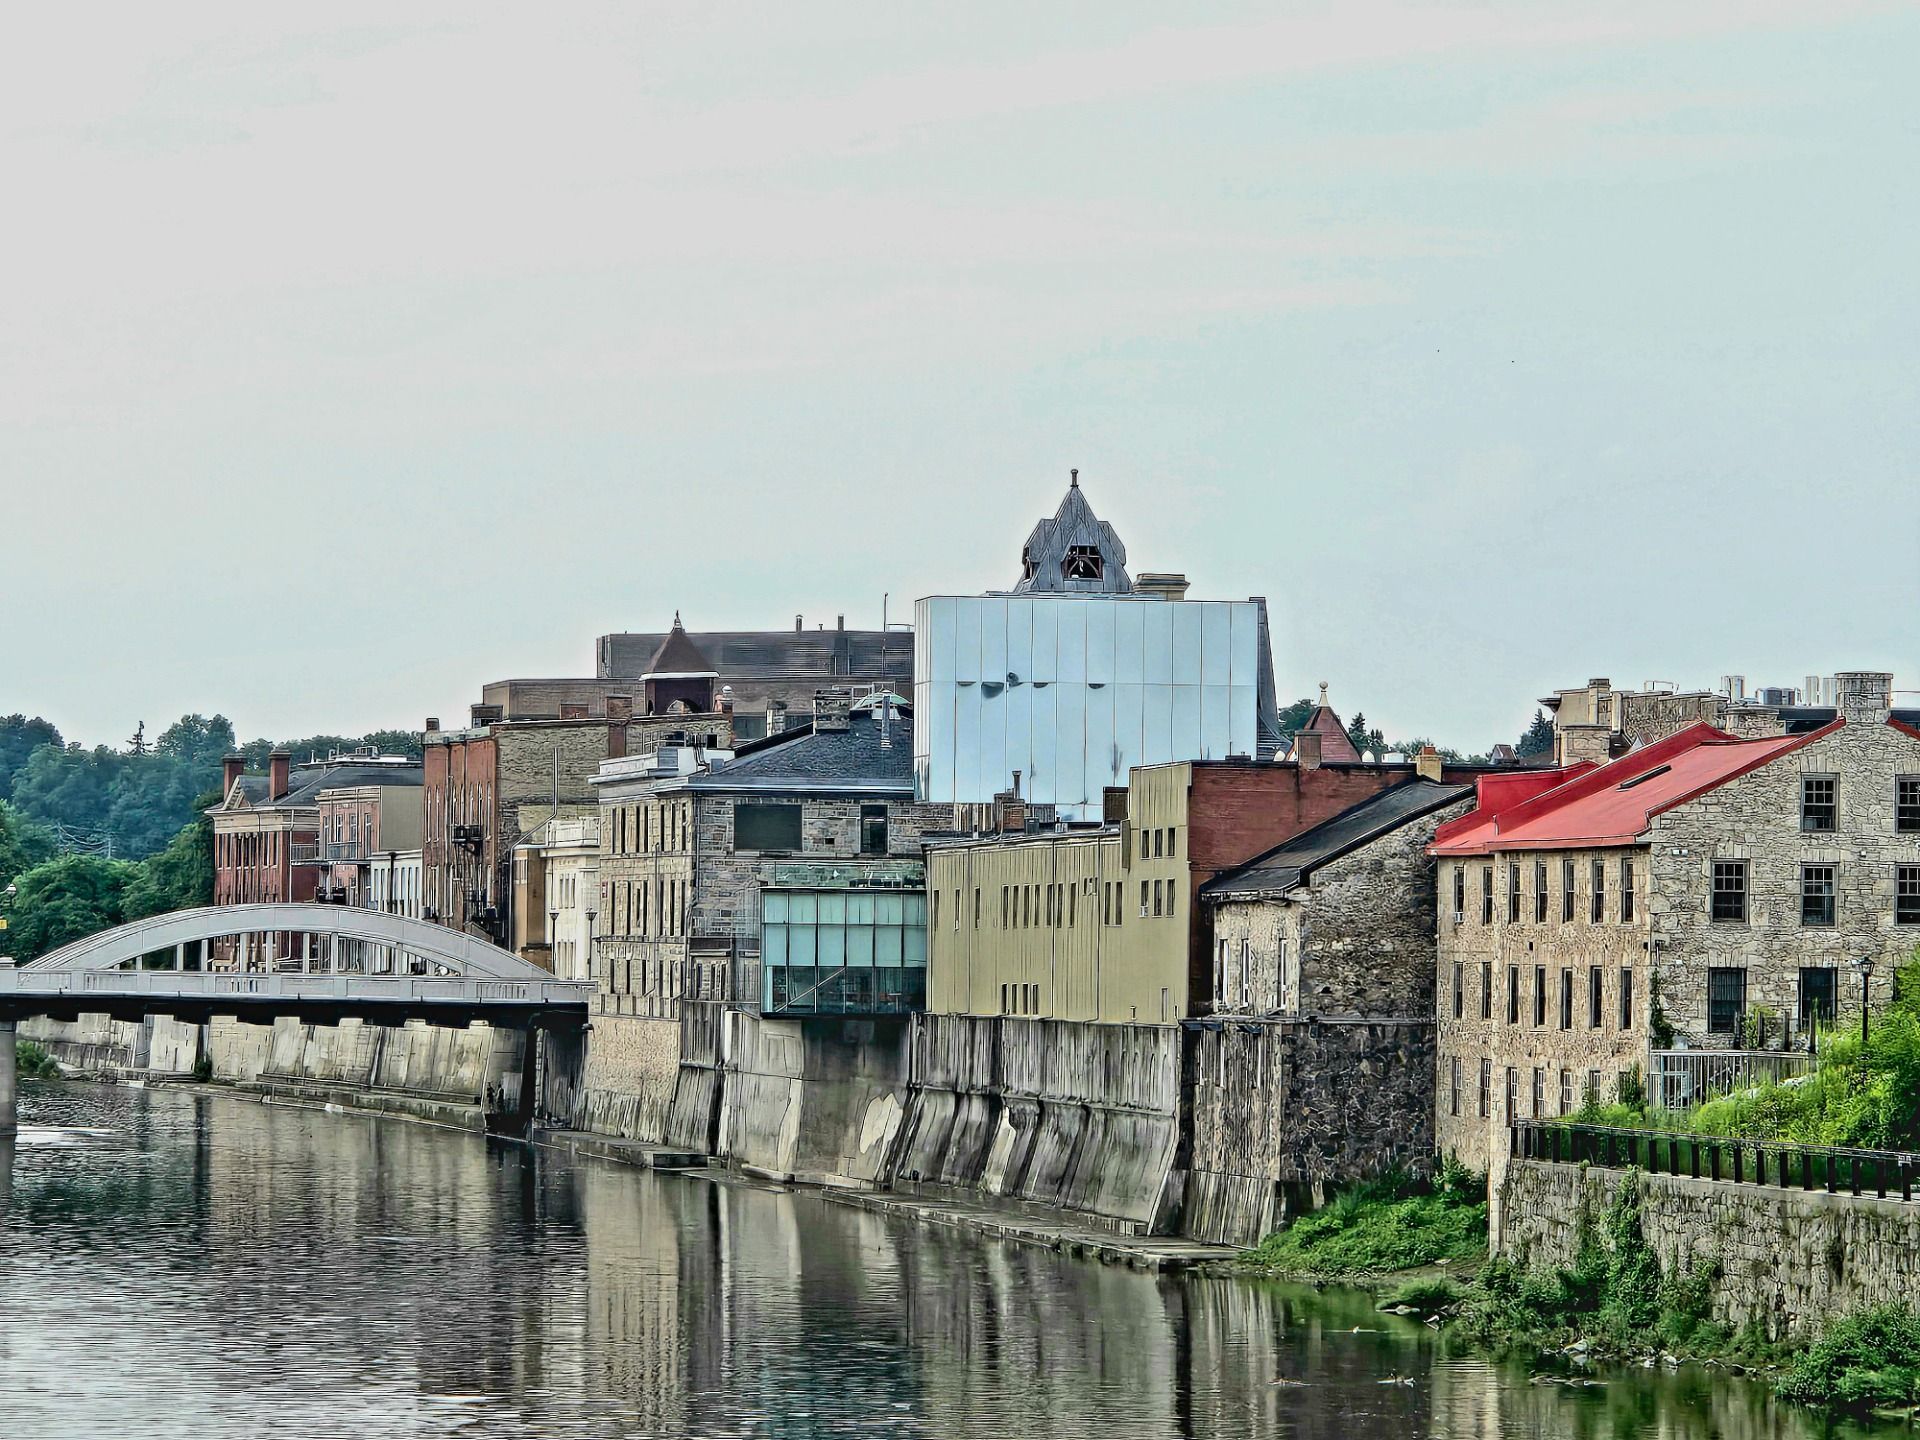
0, 903, 592, 1024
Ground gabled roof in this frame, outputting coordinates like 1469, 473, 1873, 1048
683, 712, 915, 794
1011, 473, 1131, 594
1429, 720, 1837, 856
1202, 779, 1473, 900
1282, 703, 1363, 764
642, 614, 719, 680
207, 761, 423, 816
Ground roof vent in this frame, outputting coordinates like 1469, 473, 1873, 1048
1135, 572, 1190, 601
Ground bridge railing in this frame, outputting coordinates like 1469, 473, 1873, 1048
1512, 1120, 1920, 1201
11, 967, 590, 1010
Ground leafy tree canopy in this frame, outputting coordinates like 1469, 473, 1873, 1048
3, 853, 140, 960
0, 714, 62, 800
0, 801, 56, 890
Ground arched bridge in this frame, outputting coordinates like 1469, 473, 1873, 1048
0, 903, 592, 1030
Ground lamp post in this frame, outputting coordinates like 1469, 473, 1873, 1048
1856, 955, 1876, 1046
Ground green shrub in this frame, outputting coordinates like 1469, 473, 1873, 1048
15, 1039, 59, 1079
1381, 1276, 1464, 1316
1777, 1305, 1920, 1411
1246, 1168, 1488, 1278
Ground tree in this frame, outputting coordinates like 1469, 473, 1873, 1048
0, 801, 55, 889
124, 811, 215, 918
1517, 709, 1555, 760
127, 721, 149, 756
3, 853, 139, 961
1345, 711, 1387, 758
155, 714, 238, 768
1274, 697, 1316, 738
0, 714, 62, 800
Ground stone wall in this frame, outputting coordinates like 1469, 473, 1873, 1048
1500, 1159, 1920, 1342
23, 1014, 201, 1073
1183, 1018, 1436, 1246
573, 1011, 684, 1141
719, 1012, 912, 1183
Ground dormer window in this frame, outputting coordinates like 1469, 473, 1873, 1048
1063, 545, 1103, 581
1021, 545, 1038, 581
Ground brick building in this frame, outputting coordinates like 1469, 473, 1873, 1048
591, 691, 947, 1021
313, 770, 424, 909
1432, 671, 1920, 1173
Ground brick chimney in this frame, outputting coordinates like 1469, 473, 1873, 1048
767, 700, 789, 735
1835, 671, 1894, 725
813, 689, 851, 733
1415, 745, 1443, 782
222, 753, 246, 796
268, 749, 291, 801
1556, 723, 1612, 768
1295, 730, 1322, 770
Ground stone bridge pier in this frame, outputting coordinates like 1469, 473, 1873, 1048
0, 1017, 17, 1132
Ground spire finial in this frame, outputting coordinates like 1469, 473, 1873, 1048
1318, 681, 1329, 706
1070, 468, 1078, 488
673, 609, 683, 628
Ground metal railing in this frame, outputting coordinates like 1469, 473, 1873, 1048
1513, 1120, 1920, 1201
1649, 1048, 1812, 1110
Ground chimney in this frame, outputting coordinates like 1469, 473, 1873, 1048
268, 749, 291, 801
718, 686, 735, 719
813, 689, 851, 733
607, 720, 627, 761
222, 753, 246, 795
1135, 572, 1191, 601
837, 614, 845, 631
795, 615, 804, 632
1295, 730, 1322, 770
1103, 786, 1129, 824
1556, 723, 1612, 768
1415, 745, 1443, 783
767, 700, 789, 735
470, 702, 503, 726
1835, 671, 1894, 725
605, 695, 633, 722
424, 716, 440, 734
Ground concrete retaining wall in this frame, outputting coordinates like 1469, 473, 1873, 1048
24, 1014, 203, 1073
1500, 1159, 1920, 1341
720, 1013, 911, 1184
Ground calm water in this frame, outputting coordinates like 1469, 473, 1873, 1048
0, 1083, 1896, 1440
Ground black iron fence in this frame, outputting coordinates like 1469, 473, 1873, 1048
1512, 1120, 1920, 1202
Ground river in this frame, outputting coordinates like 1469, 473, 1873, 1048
0, 1082, 1897, 1439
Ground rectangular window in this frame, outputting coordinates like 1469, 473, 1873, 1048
1507, 863, 1521, 922
1534, 861, 1548, 923
1589, 966, 1603, 1028
1532, 1067, 1544, 1117
1481, 867, 1493, 924
1559, 1070, 1573, 1116
1140, 880, 1149, 916
1559, 969, 1573, 1030
1152, 880, 1163, 917
1711, 860, 1748, 922
1899, 777, 1920, 833
1481, 961, 1493, 1020
1801, 775, 1837, 832
1452, 961, 1464, 1019
1001, 886, 1010, 928
1507, 965, 1520, 1025
1449, 1057, 1460, 1116
1800, 966, 1838, 1030
1621, 859, 1635, 923
1586, 1069, 1601, 1105
1591, 860, 1605, 922
1534, 965, 1546, 1027
734, 803, 802, 852
1216, 940, 1228, 1007
1801, 864, 1836, 927
1505, 1067, 1518, 1120
1239, 939, 1251, 1010
1620, 968, 1634, 1030
860, 804, 888, 856
1167, 881, 1177, 919
1561, 858, 1576, 923
1708, 967, 1748, 1034
1453, 865, 1465, 918
1478, 1059, 1491, 1118
1898, 864, 1920, 926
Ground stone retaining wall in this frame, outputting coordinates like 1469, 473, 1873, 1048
1500, 1158, 1920, 1341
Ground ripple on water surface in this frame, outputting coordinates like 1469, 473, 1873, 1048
0, 1082, 1897, 1440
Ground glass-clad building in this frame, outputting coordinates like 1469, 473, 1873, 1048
760, 888, 928, 1015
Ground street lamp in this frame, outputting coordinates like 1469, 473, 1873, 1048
1855, 955, 1876, 1046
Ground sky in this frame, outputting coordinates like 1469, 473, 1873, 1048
2, 2, 1914, 753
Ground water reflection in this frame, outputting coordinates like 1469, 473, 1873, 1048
0, 1083, 1895, 1439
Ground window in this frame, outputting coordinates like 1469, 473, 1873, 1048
1534, 861, 1548, 923
735, 803, 802, 852
1620, 968, 1634, 1030
1589, 966, 1603, 1028
1898, 864, 1920, 926
1001, 886, 1010, 928
1452, 961, 1463, 1019
1140, 880, 1149, 916
1507, 863, 1521, 923
1152, 880, 1163, 917
1559, 969, 1573, 1030
1481, 961, 1493, 1020
1152, 829, 1163, 858
1711, 860, 1748, 922
1800, 966, 1838, 1030
1167, 882, 1177, 919
1478, 1059, 1491, 1118
1507, 965, 1520, 1025
1899, 777, 1920, 833
1239, 940, 1251, 1010
932, 890, 940, 929
1561, 859, 1576, 923
1505, 1067, 1518, 1120
1532, 1067, 1544, 1117
1586, 1070, 1602, 1106
1559, 1070, 1573, 1116
1063, 544, 1104, 581
1453, 865, 1465, 918
1801, 775, 1837, 832
1533, 965, 1546, 1027
860, 804, 888, 856
1591, 860, 1605, 922
1708, 967, 1748, 1034
1621, 859, 1635, 923
1449, 1057, 1460, 1116
1481, 867, 1494, 924
1216, 940, 1228, 1007
1801, 864, 1836, 926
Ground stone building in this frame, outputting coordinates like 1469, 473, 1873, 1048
1433, 671, 1920, 1174
510, 814, 599, 980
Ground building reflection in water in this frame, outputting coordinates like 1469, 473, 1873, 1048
0, 1084, 1876, 1440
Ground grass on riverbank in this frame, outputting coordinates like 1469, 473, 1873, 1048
1243, 1160, 1488, 1279
15, 1039, 60, 1079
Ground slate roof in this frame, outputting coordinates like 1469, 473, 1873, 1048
211, 760, 423, 815
1201, 779, 1473, 900
1011, 474, 1132, 594
643, 615, 718, 678
599, 627, 913, 683
684, 713, 916, 794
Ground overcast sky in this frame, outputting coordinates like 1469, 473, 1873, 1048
3, 2, 1914, 752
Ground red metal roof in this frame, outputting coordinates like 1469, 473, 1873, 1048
1429, 720, 1839, 855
